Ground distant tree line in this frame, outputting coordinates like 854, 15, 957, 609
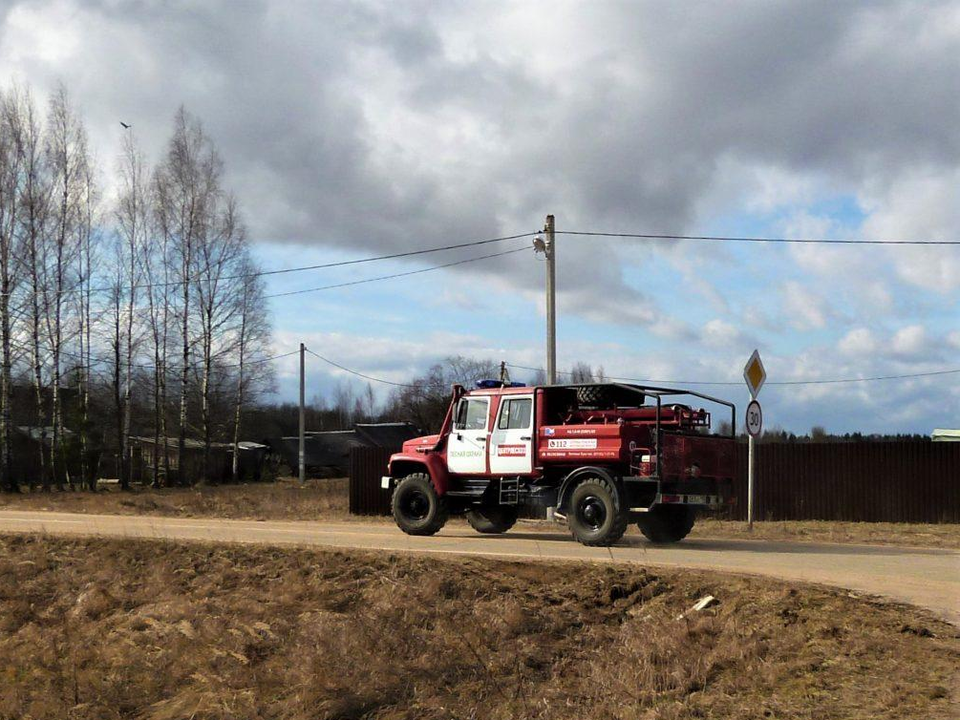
299, 357, 930, 443
0, 83, 272, 491
734, 425, 931, 444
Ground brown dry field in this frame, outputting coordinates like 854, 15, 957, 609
0, 534, 957, 720
1, 477, 958, 549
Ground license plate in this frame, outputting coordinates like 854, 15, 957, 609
686, 494, 707, 505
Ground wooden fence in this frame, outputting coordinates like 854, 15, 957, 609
349, 441, 960, 523
729, 441, 960, 523
349, 447, 393, 516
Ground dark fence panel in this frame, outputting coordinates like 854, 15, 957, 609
350, 442, 960, 522
349, 446, 392, 516
731, 441, 960, 523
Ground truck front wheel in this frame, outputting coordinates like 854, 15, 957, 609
392, 473, 448, 536
465, 505, 519, 534
636, 506, 695, 543
567, 476, 628, 546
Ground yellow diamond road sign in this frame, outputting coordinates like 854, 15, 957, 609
743, 349, 766, 398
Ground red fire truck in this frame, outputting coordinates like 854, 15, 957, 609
382, 382, 736, 546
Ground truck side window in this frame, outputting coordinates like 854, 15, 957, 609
498, 398, 532, 430
455, 399, 489, 430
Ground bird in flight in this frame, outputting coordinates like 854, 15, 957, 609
120, 121, 131, 129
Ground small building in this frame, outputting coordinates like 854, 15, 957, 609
12, 425, 86, 485
129, 436, 269, 483
269, 422, 420, 477
932, 429, 960, 442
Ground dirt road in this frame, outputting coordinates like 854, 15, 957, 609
1, 509, 957, 624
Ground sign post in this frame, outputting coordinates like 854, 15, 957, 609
743, 350, 766, 531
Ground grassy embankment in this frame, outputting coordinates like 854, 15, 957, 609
0, 535, 956, 720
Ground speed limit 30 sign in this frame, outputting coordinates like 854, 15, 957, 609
746, 399, 763, 438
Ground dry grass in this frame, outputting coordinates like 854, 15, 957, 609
0, 535, 957, 720
0, 477, 358, 522
692, 517, 960, 549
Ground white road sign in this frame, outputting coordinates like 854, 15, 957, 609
743, 349, 766, 398
746, 399, 763, 438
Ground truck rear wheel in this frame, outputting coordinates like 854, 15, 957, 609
465, 505, 519, 534
567, 476, 628, 546
636, 506, 695, 543
392, 473, 448, 536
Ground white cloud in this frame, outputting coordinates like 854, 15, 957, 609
860, 168, 960, 292
890, 324, 929, 359
701, 319, 743, 348
838, 327, 878, 356
3, 1, 959, 432
781, 281, 833, 330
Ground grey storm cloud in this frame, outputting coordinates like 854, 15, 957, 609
2, 0, 959, 324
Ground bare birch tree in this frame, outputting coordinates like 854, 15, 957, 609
0, 86, 271, 490
143, 172, 172, 487
154, 108, 222, 485
44, 86, 91, 489
112, 130, 148, 489
0, 89, 23, 492
74, 145, 100, 489
14, 89, 51, 490
230, 252, 271, 482
194, 196, 244, 482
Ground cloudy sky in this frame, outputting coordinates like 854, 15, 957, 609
2, 0, 959, 433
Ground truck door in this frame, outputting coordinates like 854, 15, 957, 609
489, 394, 534, 475
446, 396, 490, 475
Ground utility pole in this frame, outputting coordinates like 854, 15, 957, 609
544, 214, 556, 385
299, 342, 305, 483
747, 414, 755, 530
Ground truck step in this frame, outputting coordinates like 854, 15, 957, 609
499, 477, 519, 505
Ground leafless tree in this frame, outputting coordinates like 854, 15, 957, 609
0, 86, 271, 490
333, 382, 354, 429
14, 89, 51, 490
142, 174, 173, 486
44, 85, 90, 489
74, 144, 100, 489
154, 108, 222, 485
0, 88, 24, 492
230, 254, 272, 481
569, 362, 595, 383
194, 196, 244, 481
112, 131, 148, 489
385, 356, 498, 432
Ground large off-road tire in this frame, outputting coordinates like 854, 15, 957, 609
465, 505, 519, 534
636, 506, 696, 543
567, 476, 628, 546
576, 384, 615, 408
391, 473, 448, 536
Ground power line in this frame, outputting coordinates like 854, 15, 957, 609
557, 230, 960, 246
505, 362, 960, 387
12, 337, 300, 373
1, 230, 541, 299
266, 246, 529, 299
256, 231, 538, 279
304, 347, 414, 387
